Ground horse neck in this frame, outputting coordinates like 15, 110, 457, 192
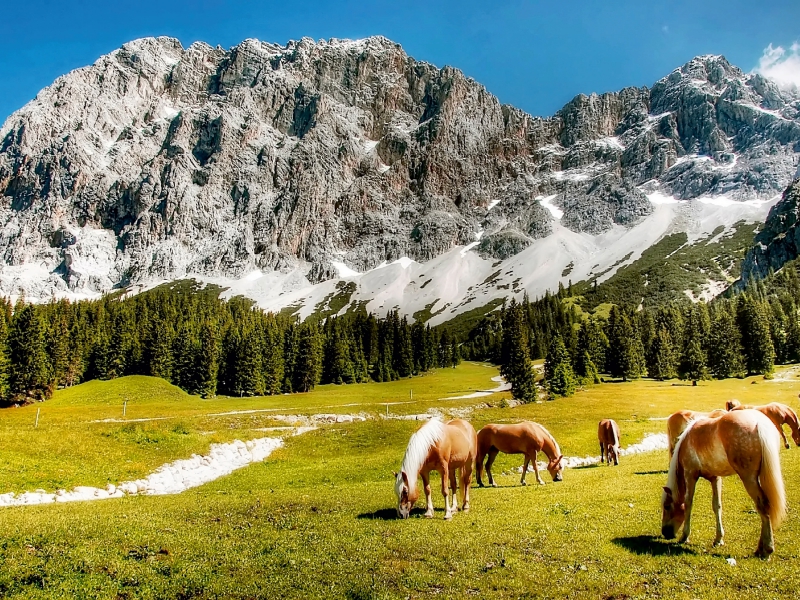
667, 430, 689, 501
540, 433, 560, 461
782, 407, 800, 437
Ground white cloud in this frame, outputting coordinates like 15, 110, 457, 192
661, 25, 669, 34
753, 42, 800, 89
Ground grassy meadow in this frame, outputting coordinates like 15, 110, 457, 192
2, 363, 800, 598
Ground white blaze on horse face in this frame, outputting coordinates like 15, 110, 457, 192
395, 471, 413, 519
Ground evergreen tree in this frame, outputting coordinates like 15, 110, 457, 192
545, 334, 576, 397
8, 304, 52, 402
606, 307, 647, 381
294, 322, 322, 393
197, 321, 219, 398
707, 305, 745, 379
650, 327, 677, 380
736, 295, 775, 375
500, 301, 536, 403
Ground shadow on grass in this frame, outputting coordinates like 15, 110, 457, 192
635, 470, 669, 476
612, 535, 696, 556
572, 464, 600, 470
357, 507, 432, 520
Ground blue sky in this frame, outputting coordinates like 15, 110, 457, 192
1, 0, 798, 122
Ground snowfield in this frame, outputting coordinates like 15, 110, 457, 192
0, 433, 305, 507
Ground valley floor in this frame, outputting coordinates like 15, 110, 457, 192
1, 364, 800, 598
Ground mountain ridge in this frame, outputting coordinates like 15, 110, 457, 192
1, 36, 799, 321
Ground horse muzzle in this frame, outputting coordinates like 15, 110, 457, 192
553, 473, 563, 482
661, 525, 676, 540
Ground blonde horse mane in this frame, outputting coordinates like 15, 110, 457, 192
396, 418, 446, 494
666, 418, 697, 494
537, 423, 562, 460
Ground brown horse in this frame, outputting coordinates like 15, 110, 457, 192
598, 419, 621, 465
666, 409, 728, 457
476, 422, 564, 487
728, 401, 800, 449
661, 410, 786, 558
394, 418, 477, 520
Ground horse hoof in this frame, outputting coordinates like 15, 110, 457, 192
462, 506, 470, 513
491, 483, 498, 488
444, 513, 453, 521
520, 480, 527, 486
424, 512, 433, 519
538, 480, 546, 486
712, 539, 724, 547
785, 444, 790, 450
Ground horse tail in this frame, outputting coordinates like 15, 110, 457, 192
758, 420, 787, 528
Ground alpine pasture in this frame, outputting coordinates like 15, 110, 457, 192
2, 363, 800, 598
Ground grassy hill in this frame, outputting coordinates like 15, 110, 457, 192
1, 365, 800, 598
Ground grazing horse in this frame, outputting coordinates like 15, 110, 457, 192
394, 418, 477, 520
666, 409, 727, 457
728, 402, 800, 449
476, 422, 564, 487
661, 410, 787, 558
598, 419, 621, 465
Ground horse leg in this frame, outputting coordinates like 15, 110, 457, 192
779, 424, 790, 450
520, 456, 529, 486
485, 448, 500, 487
461, 464, 472, 512
532, 453, 546, 485
600, 442, 605, 463
421, 470, 434, 518
678, 474, 698, 544
740, 474, 775, 558
711, 476, 725, 547
441, 464, 453, 520
448, 468, 459, 514
476, 448, 486, 487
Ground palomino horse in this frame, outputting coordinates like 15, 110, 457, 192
476, 422, 563, 487
666, 409, 727, 457
728, 401, 800, 449
597, 419, 621, 465
394, 418, 477, 520
661, 410, 786, 558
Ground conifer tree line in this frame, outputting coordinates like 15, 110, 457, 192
462, 267, 800, 401
0, 287, 461, 406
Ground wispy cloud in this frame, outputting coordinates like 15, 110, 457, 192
661, 25, 669, 35
753, 42, 800, 89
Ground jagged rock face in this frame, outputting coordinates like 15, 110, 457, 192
0, 40, 799, 299
740, 178, 800, 284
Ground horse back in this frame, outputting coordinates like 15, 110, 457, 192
598, 419, 619, 446
439, 420, 477, 466
478, 422, 543, 455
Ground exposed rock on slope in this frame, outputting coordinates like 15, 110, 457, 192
740, 177, 800, 284
0, 38, 799, 308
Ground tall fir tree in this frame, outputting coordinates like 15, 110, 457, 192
8, 303, 52, 402
545, 334, 576, 397
500, 301, 536, 403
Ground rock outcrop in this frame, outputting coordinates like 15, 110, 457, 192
0, 38, 799, 301
740, 177, 800, 284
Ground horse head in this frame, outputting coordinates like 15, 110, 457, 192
394, 471, 417, 518
726, 399, 741, 411
547, 455, 564, 482
661, 486, 685, 540
607, 444, 619, 465
792, 428, 800, 447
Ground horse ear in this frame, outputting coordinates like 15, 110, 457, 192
392, 470, 398, 478
663, 486, 672, 496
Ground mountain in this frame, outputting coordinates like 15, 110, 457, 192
1, 36, 799, 322
740, 176, 800, 285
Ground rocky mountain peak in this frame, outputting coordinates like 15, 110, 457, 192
0, 37, 799, 317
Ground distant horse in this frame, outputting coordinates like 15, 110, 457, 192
661, 410, 786, 558
597, 419, 621, 465
728, 401, 800, 449
394, 418, 477, 520
476, 422, 564, 487
666, 409, 727, 457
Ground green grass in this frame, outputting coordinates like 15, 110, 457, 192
2, 365, 800, 598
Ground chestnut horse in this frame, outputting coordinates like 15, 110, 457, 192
728, 401, 800, 449
598, 419, 621, 465
394, 418, 477, 520
661, 410, 786, 558
666, 409, 727, 457
476, 422, 564, 487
